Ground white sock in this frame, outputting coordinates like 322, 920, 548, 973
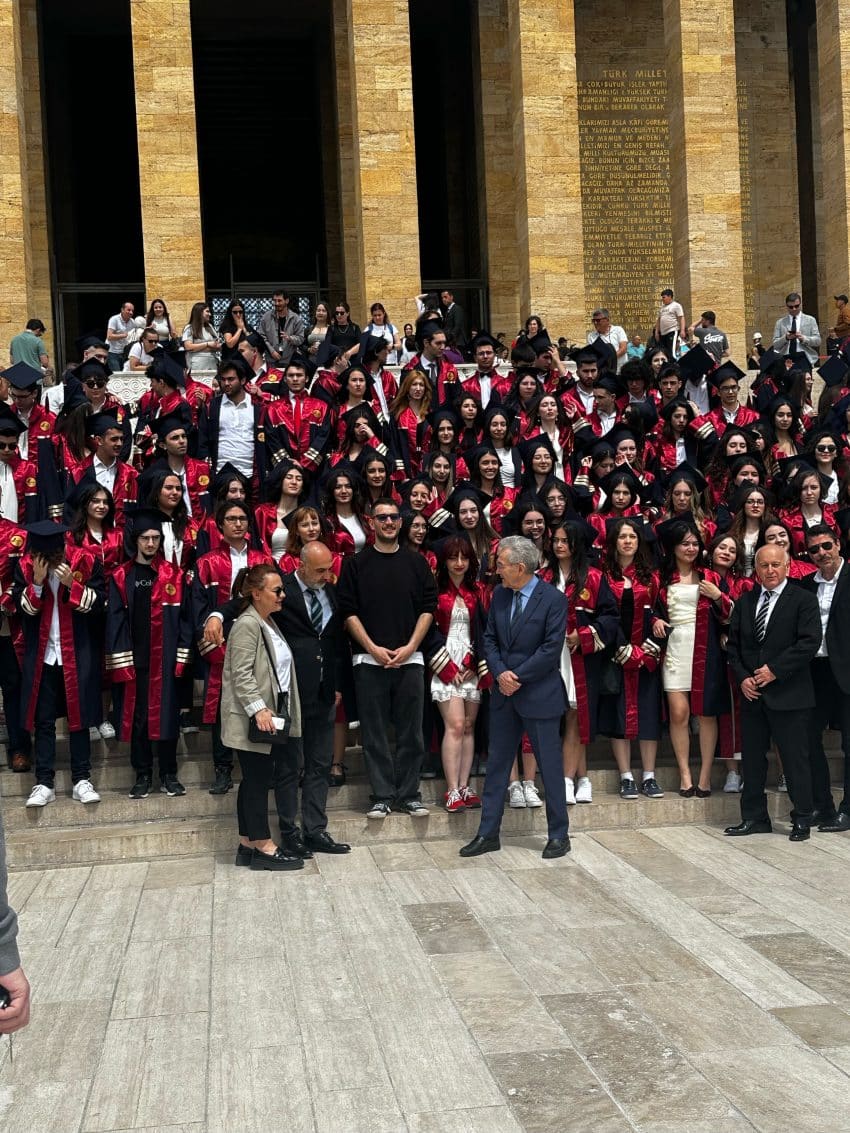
621, 772, 635, 782
509, 779, 521, 789
522, 779, 535, 788
642, 771, 655, 782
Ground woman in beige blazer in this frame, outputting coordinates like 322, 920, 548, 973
222, 564, 304, 871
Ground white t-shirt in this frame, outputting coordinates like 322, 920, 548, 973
182, 324, 219, 372
659, 301, 684, 335
107, 314, 135, 356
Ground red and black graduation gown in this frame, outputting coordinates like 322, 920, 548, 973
264, 392, 333, 472
72, 528, 126, 574
197, 394, 269, 490
717, 572, 754, 760
392, 408, 430, 477
0, 520, 27, 662
16, 405, 55, 468
481, 486, 519, 536
655, 569, 733, 716
0, 455, 38, 523
778, 504, 839, 558
597, 566, 662, 741
424, 582, 492, 690
192, 546, 271, 723
692, 404, 759, 442
106, 556, 193, 741
14, 547, 105, 731
540, 565, 620, 743
325, 513, 375, 559
402, 355, 460, 405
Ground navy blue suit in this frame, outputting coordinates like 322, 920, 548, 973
480, 578, 569, 840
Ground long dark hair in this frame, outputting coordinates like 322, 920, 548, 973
436, 535, 479, 591
143, 469, 189, 540
322, 468, 368, 524
145, 298, 172, 327
219, 298, 249, 335
545, 520, 590, 593
602, 517, 655, 584
70, 483, 116, 544
659, 520, 704, 587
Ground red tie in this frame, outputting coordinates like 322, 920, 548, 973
293, 393, 302, 441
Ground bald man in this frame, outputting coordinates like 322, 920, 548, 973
725, 545, 822, 841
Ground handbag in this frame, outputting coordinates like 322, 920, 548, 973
247, 627, 292, 746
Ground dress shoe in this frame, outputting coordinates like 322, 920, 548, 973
679, 786, 696, 798
249, 846, 304, 871
304, 831, 351, 854
235, 844, 253, 867
459, 834, 501, 857
789, 824, 811, 842
281, 833, 313, 859
542, 837, 571, 859
819, 811, 850, 833
9, 752, 31, 773
724, 819, 772, 836
695, 786, 712, 798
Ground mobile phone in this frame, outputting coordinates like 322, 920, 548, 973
0, 985, 10, 1009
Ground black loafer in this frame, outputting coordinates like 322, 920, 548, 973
250, 846, 304, 871
789, 824, 811, 842
724, 819, 772, 836
459, 835, 500, 858
235, 844, 253, 867
304, 831, 351, 854
542, 837, 571, 859
819, 811, 850, 833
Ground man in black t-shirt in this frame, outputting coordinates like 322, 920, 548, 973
337, 498, 437, 819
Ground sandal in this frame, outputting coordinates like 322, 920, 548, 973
329, 763, 347, 787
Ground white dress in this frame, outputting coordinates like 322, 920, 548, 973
430, 597, 481, 703
662, 582, 699, 691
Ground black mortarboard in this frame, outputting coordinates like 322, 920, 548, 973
155, 413, 189, 441
0, 407, 26, 437
678, 345, 715, 382
61, 386, 91, 414
818, 354, 850, 389
314, 340, 342, 369
583, 336, 617, 372
359, 334, 390, 362
786, 353, 813, 375
758, 347, 784, 374
149, 351, 185, 389
605, 424, 641, 452
284, 351, 317, 378
527, 332, 554, 356
597, 467, 643, 501
244, 331, 265, 352
469, 331, 501, 353
77, 359, 111, 384
4, 362, 42, 391
428, 405, 462, 431
517, 434, 557, 466
662, 460, 707, 494
88, 413, 120, 438
212, 462, 250, 496
26, 520, 69, 552
443, 483, 489, 516
708, 360, 746, 388
128, 508, 164, 537
592, 374, 620, 394
654, 515, 703, 554
772, 454, 811, 484
75, 334, 108, 355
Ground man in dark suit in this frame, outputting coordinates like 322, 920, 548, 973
441, 290, 468, 354
802, 525, 850, 832
725, 543, 822, 841
460, 536, 569, 859
274, 542, 350, 857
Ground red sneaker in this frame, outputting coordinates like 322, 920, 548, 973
444, 788, 466, 812
459, 785, 481, 808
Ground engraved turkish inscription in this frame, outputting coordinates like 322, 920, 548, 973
578, 65, 674, 336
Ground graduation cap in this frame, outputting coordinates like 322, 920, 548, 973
261, 459, 310, 502
527, 331, 554, 356
582, 336, 617, 372
678, 345, 715, 383
0, 406, 26, 437
61, 386, 91, 415
772, 453, 813, 485
154, 412, 189, 441
758, 347, 785, 374
359, 334, 390, 363
605, 423, 641, 452
443, 483, 489, 517
77, 359, 111, 384
243, 331, 265, 352
428, 405, 462, 431
469, 331, 501, 353
818, 354, 849, 389
212, 462, 250, 497
4, 362, 42, 391
785, 353, 813, 375
127, 508, 164, 537
284, 351, 317, 378
654, 515, 703, 554
659, 397, 696, 423
26, 520, 69, 553
483, 401, 516, 428
661, 460, 707, 494
708, 360, 746, 388
592, 374, 620, 394
87, 412, 120, 438
597, 467, 644, 503
75, 334, 108, 356
148, 351, 185, 389
517, 434, 557, 467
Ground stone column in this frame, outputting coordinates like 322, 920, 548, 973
663, 0, 747, 360
333, 0, 421, 329
475, 0, 521, 338
130, 0, 205, 318
506, 0, 586, 342
0, 0, 51, 358
816, 0, 850, 316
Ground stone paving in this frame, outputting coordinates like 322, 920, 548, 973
2, 825, 850, 1132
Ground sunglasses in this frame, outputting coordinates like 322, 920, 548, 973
374, 514, 400, 523
815, 445, 837, 454
232, 309, 244, 314
335, 310, 347, 316
84, 379, 108, 389
0, 441, 18, 451
808, 541, 835, 554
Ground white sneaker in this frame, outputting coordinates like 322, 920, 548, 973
575, 776, 593, 804
565, 777, 576, 805
508, 780, 526, 808
523, 780, 543, 808
72, 779, 101, 804
98, 721, 116, 739
724, 769, 742, 794
26, 784, 55, 807
89, 726, 101, 741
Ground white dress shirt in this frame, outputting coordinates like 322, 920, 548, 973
217, 395, 254, 477
295, 572, 332, 632
0, 463, 18, 522
93, 456, 117, 493
814, 561, 843, 657
757, 579, 787, 633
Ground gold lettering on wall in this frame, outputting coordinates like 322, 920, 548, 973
577, 65, 674, 337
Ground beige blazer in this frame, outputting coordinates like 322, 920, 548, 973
220, 605, 302, 754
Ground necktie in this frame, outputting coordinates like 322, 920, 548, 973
293, 393, 302, 439
307, 587, 323, 633
789, 316, 799, 355
510, 591, 524, 627
755, 589, 771, 641
430, 362, 439, 393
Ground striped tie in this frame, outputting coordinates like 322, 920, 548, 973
755, 590, 771, 641
511, 591, 524, 627
306, 588, 323, 633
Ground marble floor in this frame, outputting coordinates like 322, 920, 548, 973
2, 823, 850, 1132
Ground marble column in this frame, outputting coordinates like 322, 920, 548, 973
663, 0, 747, 360
333, 0, 421, 329
130, 0, 205, 316
506, 0, 586, 342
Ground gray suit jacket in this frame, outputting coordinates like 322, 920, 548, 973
771, 313, 820, 364
220, 604, 302, 754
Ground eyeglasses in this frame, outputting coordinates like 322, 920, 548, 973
84, 379, 107, 389
0, 442, 17, 451
591, 317, 604, 323
374, 514, 400, 523
270, 586, 285, 596
815, 445, 837, 454
10, 391, 34, 400
223, 515, 248, 524
808, 541, 835, 554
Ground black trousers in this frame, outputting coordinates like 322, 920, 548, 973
212, 718, 233, 772
34, 664, 91, 787
740, 700, 813, 825
274, 702, 334, 838
236, 748, 276, 841
354, 663, 424, 803
130, 669, 178, 779
808, 658, 850, 816
0, 635, 30, 758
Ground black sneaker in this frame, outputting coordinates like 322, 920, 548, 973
640, 778, 664, 799
179, 712, 199, 735
129, 774, 152, 800
619, 777, 639, 800
366, 801, 392, 819
160, 775, 187, 797
209, 768, 233, 795
397, 799, 430, 817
